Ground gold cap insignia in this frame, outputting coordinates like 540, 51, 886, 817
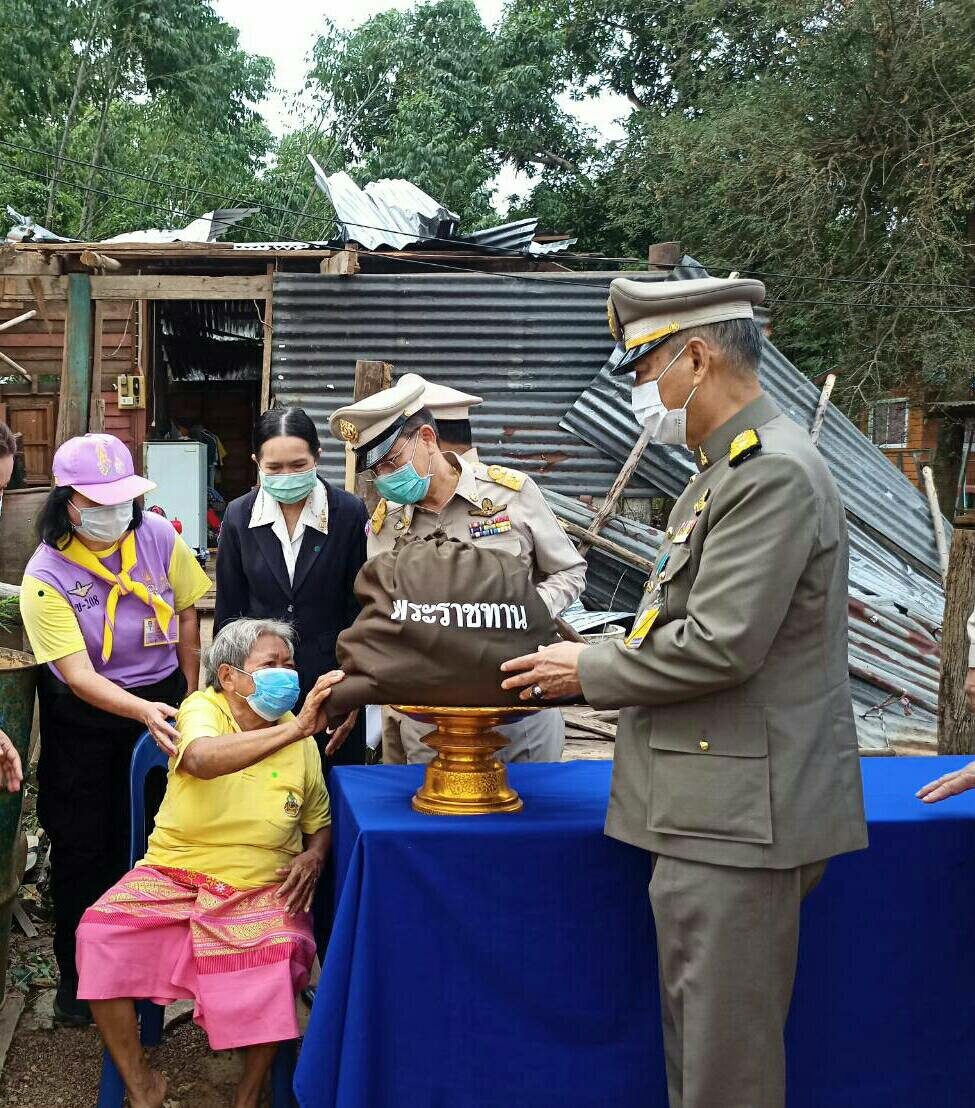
338, 419, 359, 445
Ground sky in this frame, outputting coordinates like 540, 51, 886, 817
213, 0, 630, 211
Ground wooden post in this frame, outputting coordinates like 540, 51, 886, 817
55, 273, 92, 447
321, 246, 360, 276
938, 528, 975, 753
922, 465, 950, 583
809, 373, 836, 445
350, 360, 393, 506
576, 422, 655, 554
260, 264, 274, 413
648, 241, 682, 272
88, 300, 105, 432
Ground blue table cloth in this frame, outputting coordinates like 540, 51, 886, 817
295, 758, 975, 1108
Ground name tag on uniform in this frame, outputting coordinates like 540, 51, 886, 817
144, 616, 179, 648
624, 607, 659, 649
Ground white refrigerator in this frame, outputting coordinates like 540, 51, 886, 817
143, 441, 208, 556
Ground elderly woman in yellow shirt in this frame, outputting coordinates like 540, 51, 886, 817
75, 618, 344, 1108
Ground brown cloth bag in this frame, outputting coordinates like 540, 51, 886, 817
325, 530, 560, 723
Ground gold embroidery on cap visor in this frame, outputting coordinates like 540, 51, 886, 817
624, 321, 680, 351
338, 420, 359, 445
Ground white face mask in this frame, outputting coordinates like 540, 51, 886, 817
72, 500, 134, 543
630, 344, 697, 447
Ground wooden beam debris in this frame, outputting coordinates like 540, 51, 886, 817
809, 372, 836, 445
922, 465, 950, 584
79, 249, 122, 271
575, 422, 655, 557
321, 245, 360, 277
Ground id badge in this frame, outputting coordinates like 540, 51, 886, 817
144, 616, 179, 647
625, 606, 660, 649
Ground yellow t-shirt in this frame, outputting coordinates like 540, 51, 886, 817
19, 531, 211, 664
141, 688, 331, 890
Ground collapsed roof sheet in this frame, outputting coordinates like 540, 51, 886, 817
559, 257, 949, 575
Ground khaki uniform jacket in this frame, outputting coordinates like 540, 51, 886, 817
578, 394, 868, 869
366, 453, 586, 617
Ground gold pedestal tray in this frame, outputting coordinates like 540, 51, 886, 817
393, 705, 542, 816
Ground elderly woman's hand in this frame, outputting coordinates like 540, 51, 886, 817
0, 731, 22, 793
292, 670, 345, 739
276, 850, 323, 914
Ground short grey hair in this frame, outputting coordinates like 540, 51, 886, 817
203, 617, 296, 690
401, 406, 439, 439
683, 317, 763, 377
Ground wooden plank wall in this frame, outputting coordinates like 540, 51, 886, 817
0, 298, 140, 476
0, 299, 136, 391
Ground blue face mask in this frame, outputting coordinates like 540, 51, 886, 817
233, 665, 301, 721
259, 467, 318, 505
373, 437, 432, 504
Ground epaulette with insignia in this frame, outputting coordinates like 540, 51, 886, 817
485, 464, 525, 492
370, 499, 388, 535
729, 429, 761, 467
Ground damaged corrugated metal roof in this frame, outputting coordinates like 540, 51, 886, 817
269, 271, 655, 498
312, 161, 577, 255
543, 489, 940, 750
560, 255, 949, 575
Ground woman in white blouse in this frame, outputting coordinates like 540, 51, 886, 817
215, 408, 368, 765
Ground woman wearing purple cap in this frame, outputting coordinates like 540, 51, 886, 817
19, 433, 211, 1025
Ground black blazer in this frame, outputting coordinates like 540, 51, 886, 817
215, 481, 368, 741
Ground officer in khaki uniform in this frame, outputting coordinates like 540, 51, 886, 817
501, 276, 868, 1108
329, 374, 586, 765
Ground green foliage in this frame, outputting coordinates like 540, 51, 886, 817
306, 0, 594, 228
0, 0, 971, 412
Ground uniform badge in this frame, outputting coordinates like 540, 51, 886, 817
67, 579, 94, 599
696, 445, 709, 468
370, 499, 387, 535
486, 465, 525, 492
625, 606, 659, 649
469, 514, 512, 540
468, 497, 508, 518
283, 791, 300, 817
337, 419, 359, 445
729, 428, 762, 467
671, 518, 697, 544
693, 489, 712, 515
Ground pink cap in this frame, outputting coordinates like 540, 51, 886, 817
52, 433, 156, 506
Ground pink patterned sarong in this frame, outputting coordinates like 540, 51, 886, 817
76, 865, 316, 1050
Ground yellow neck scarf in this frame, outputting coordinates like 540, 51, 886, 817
58, 531, 175, 662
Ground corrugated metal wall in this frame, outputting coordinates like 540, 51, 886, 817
269, 272, 655, 497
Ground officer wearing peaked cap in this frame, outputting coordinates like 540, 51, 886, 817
329, 377, 586, 766
501, 274, 867, 1108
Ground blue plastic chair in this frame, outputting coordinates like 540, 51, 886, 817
97, 732, 299, 1107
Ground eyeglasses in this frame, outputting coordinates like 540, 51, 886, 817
365, 433, 418, 480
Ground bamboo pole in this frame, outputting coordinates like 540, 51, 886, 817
0, 309, 37, 333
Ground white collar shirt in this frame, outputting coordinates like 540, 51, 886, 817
248, 478, 329, 584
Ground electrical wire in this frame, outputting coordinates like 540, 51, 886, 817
1, 151, 974, 309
